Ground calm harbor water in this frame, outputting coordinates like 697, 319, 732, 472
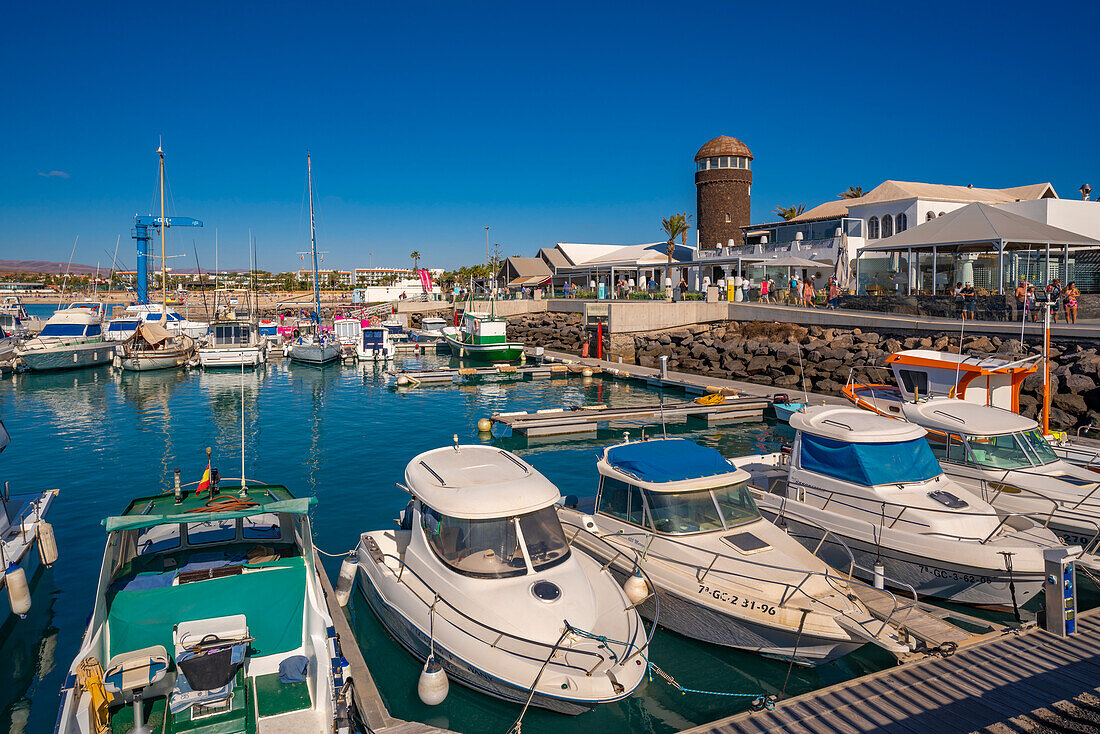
0, 307, 897, 733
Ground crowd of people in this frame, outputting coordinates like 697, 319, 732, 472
1010, 279, 1080, 324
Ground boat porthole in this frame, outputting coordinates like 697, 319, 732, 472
531, 580, 561, 602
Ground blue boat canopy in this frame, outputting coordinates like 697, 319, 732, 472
605, 438, 735, 484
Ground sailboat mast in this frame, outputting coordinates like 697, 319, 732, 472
158, 144, 168, 326
307, 153, 321, 322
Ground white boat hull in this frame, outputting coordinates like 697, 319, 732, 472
197, 345, 265, 368
18, 341, 111, 371
1, 489, 58, 623
355, 345, 395, 361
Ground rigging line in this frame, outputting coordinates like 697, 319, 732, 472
780, 609, 809, 699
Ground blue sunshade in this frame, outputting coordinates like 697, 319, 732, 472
606, 439, 735, 483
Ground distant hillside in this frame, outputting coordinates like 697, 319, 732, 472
0, 260, 102, 275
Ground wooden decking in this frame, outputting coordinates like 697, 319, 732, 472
683, 608, 1100, 734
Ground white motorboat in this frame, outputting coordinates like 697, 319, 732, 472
114, 323, 195, 371
256, 318, 282, 352
353, 444, 651, 714
896, 398, 1100, 553
730, 405, 1082, 610
332, 318, 361, 345
106, 303, 209, 342
355, 325, 395, 362
54, 478, 353, 734
197, 321, 266, 368
16, 303, 111, 371
0, 296, 34, 337
420, 316, 447, 334
381, 317, 408, 343
558, 437, 907, 665
0, 326, 19, 363
0, 419, 60, 623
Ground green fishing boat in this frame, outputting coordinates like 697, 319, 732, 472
441, 299, 525, 362
55, 473, 356, 734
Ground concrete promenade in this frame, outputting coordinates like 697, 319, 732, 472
473, 297, 1100, 341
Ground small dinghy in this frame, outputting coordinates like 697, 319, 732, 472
732, 405, 1085, 610
558, 437, 907, 665
352, 443, 652, 714
770, 394, 805, 423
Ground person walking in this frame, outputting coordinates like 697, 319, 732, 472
827, 278, 840, 309
953, 282, 965, 319
1047, 279, 1062, 324
760, 276, 770, 303
802, 278, 816, 308
1027, 284, 1038, 322
788, 273, 800, 305
961, 282, 976, 321
742, 275, 752, 303
1065, 281, 1080, 324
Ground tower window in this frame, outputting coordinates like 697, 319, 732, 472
926, 211, 935, 221
725, 213, 732, 222
709, 157, 720, 169
897, 213, 907, 232
882, 214, 894, 238
868, 216, 880, 239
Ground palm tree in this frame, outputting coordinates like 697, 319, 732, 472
410, 250, 421, 272
660, 213, 690, 300
773, 204, 806, 221
838, 186, 864, 199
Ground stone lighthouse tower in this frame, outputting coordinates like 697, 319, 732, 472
695, 135, 753, 249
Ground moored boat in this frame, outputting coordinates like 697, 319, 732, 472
353, 443, 652, 714
197, 320, 265, 368
54, 472, 352, 733
442, 308, 524, 363
558, 437, 907, 665
114, 323, 195, 371
730, 405, 1085, 609
355, 325, 395, 362
107, 304, 209, 342
16, 303, 111, 371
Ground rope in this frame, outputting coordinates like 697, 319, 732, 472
780, 609, 809, 698
315, 546, 354, 558
506, 627, 571, 734
183, 494, 259, 514
647, 662, 775, 709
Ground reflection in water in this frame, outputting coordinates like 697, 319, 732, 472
0, 563, 58, 734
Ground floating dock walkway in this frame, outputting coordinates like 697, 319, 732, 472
313, 550, 456, 734
683, 608, 1100, 734
390, 362, 576, 384
493, 395, 768, 436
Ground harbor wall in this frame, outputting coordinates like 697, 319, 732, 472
506, 311, 1100, 431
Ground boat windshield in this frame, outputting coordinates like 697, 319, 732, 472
214, 324, 251, 345
965, 430, 1058, 469
39, 324, 88, 337
645, 483, 760, 535
421, 505, 570, 578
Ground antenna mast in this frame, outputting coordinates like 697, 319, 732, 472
307, 153, 322, 323
158, 144, 169, 326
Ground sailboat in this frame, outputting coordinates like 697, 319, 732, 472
287, 154, 340, 366
114, 146, 196, 372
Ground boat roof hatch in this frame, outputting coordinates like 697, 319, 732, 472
900, 398, 1038, 435
599, 438, 749, 491
405, 445, 561, 519
789, 405, 927, 443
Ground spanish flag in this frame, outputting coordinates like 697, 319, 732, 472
197, 461, 212, 495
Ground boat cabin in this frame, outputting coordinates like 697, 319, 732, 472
75, 486, 323, 731
333, 318, 361, 344
37, 309, 103, 339
211, 322, 254, 347
421, 316, 446, 332
900, 398, 1059, 471
460, 312, 507, 345
360, 327, 389, 351
404, 446, 572, 579
886, 349, 1040, 413
595, 438, 762, 537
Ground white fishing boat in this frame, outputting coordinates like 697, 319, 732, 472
355, 325, 395, 362
0, 420, 60, 623
420, 316, 447, 334
107, 304, 209, 342
381, 317, 408, 343
557, 437, 907, 665
0, 296, 34, 337
332, 318, 361, 345
16, 303, 111, 371
286, 154, 340, 367
441, 300, 524, 363
54, 474, 353, 734
351, 444, 651, 714
115, 323, 195, 371
0, 326, 19, 364
895, 398, 1100, 553
730, 405, 1083, 610
197, 321, 266, 368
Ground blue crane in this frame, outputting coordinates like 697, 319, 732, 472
131, 215, 203, 304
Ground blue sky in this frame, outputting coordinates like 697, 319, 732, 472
2, 1, 1098, 272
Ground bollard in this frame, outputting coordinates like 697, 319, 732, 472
659, 355, 668, 380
